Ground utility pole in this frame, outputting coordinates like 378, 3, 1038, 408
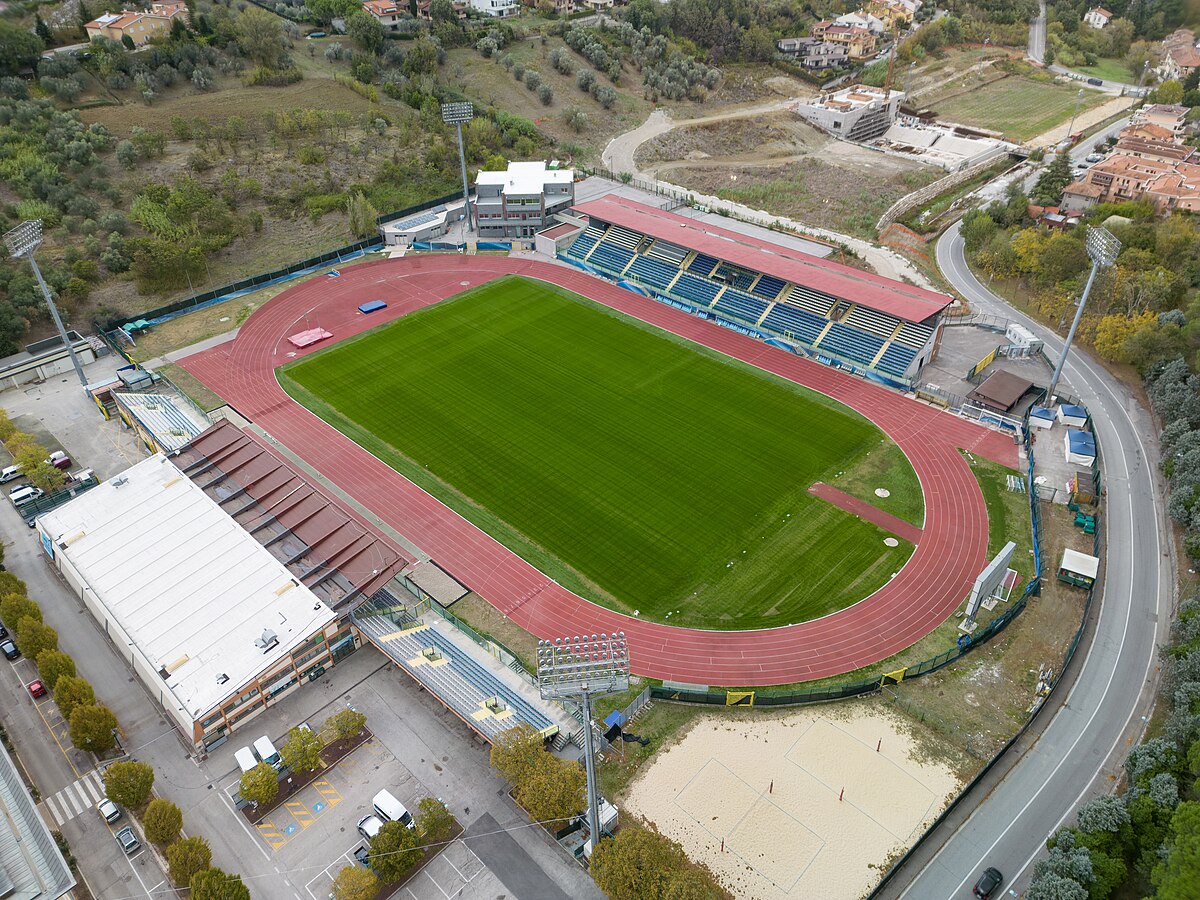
1065, 88, 1084, 143
1048, 226, 1121, 399
441, 102, 475, 234
4, 220, 87, 388
978, 37, 989, 79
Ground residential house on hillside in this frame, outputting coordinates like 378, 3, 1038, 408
84, 2, 187, 46
776, 37, 850, 69
1083, 7, 1112, 29
363, 0, 405, 28
1130, 103, 1189, 136
1161, 28, 1200, 81
835, 10, 887, 36
467, 0, 518, 14
1060, 181, 1104, 213
811, 21, 878, 59
415, 0, 466, 18
870, 0, 919, 26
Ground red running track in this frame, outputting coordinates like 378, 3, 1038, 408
182, 256, 1018, 685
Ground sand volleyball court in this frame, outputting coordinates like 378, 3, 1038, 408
624, 703, 962, 899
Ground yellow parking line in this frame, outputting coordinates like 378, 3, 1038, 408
312, 780, 342, 806
30, 693, 80, 779
285, 801, 315, 828
256, 822, 288, 850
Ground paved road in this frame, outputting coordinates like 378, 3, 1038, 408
1027, 0, 1145, 94
881, 225, 1171, 897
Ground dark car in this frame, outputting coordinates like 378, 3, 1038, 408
973, 867, 1004, 899
1, 639, 19, 660
353, 844, 370, 867
0, 623, 7, 640
1087, 77, 1103, 86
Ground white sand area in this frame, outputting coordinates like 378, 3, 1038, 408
624, 703, 962, 900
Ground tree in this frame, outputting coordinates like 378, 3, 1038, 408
517, 754, 585, 824
328, 707, 367, 741
489, 723, 543, 785
430, 0, 457, 23
1093, 311, 1156, 363
238, 8, 287, 69
538, 83, 553, 105
105, 761, 155, 809
21, 458, 65, 492
190, 867, 251, 900
68, 704, 118, 752
166, 836, 212, 886
280, 725, 322, 773
35, 649, 75, 691
331, 864, 379, 900
1024, 871, 1089, 900
367, 820, 421, 882
1154, 801, 1200, 899
402, 36, 438, 76
347, 11, 386, 56
1033, 152, 1074, 206
1148, 80, 1185, 106
0, 593, 39, 628
53, 676, 95, 721
563, 105, 588, 133
144, 798, 183, 845
16, 617, 57, 661
346, 191, 380, 238
590, 825, 699, 900
0, 22, 44, 76
239, 761, 279, 806
416, 797, 455, 843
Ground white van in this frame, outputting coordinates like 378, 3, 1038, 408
0, 464, 22, 483
253, 735, 282, 770
372, 789, 415, 829
9, 486, 43, 506
234, 747, 257, 774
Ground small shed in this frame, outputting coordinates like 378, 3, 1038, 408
967, 370, 1035, 413
1028, 406, 1055, 429
1065, 428, 1096, 466
1058, 548, 1100, 589
1058, 404, 1088, 427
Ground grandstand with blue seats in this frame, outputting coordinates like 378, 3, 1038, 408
554, 197, 952, 383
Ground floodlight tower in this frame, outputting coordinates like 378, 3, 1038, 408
441, 102, 476, 234
537, 633, 630, 853
4, 220, 87, 388
1048, 226, 1121, 399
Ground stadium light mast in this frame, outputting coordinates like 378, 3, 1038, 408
1048, 225, 1121, 400
4, 220, 87, 388
441, 102, 476, 234
537, 633, 630, 854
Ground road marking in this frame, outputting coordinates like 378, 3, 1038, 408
312, 780, 342, 806
217, 791, 271, 862
257, 821, 289, 850
286, 801, 315, 829
44, 771, 104, 826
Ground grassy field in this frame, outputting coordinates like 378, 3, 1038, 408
933, 77, 1108, 142
1075, 58, 1136, 83
282, 276, 915, 630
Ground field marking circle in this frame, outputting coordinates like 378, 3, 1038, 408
875, 488, 891, 497
884, 537, 899, 547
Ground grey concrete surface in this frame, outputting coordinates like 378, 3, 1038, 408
466, 813, 570, 900
877, 222, 1170, 898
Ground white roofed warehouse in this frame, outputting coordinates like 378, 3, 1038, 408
36, 454, 345, 749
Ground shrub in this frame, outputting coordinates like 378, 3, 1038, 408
104, 761, 154, 809
190, 868, 250, 900
538, 84, 553, 105
144, 798, 183, 845
68, 704, 118, 753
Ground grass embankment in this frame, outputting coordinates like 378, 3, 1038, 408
933, 78, 1108, 142
282, 276, 916, 630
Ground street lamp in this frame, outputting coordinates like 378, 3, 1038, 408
537, 633, 630, 854
1048, 226, 1121, 399
441, 102, 475, 234
977, 38, 989, 79
3, 220, 87, 388
1065, 87, 1084, 143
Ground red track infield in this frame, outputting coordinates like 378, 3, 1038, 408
181, 256, 1018, 685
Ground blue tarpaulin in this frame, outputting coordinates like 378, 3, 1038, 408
1068, 429, 1095, 455
358, 300, 387, 314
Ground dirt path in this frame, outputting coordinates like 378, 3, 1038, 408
601, 104, 941, 290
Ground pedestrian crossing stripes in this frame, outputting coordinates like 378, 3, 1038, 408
43, 770, 104, 827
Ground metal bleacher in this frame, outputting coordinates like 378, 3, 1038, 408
589, 241, 635, 274
626, 255, 680, 289
845, 305, 899, 340
785, 284, 836, 318
671, 272, 722, 307
752, 275, 787, 300
895, 321, 934, 349
353, 590, 559, 743
687, 253, 719, 276
875, 342, 919, 376
815, 322, 885, 365
646, 239, 689, 265
762, 303, 825, 344
713, 289, 768, 323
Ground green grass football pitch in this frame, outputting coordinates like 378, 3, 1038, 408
281, 276, 916, 630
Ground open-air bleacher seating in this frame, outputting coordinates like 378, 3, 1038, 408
687, 254, 719, 276
713, 289, 768, 323
816, 322, 885, 365
845, 305, 900, 340
671, 272, 722, 306
875, 342, 917, 376
752, 275, 787, 300
786, 284, 836, 318
589, 241, 635, 273
604, 225, 641, 250
646, 240, 689, 265
895, 321, 933, 349
566, 231, 598, 260
626, 255, 680, 289
762, 302, 825, 344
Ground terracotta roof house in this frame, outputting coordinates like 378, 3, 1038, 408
1084, 6, 1112, 28
84, 3, 187, 46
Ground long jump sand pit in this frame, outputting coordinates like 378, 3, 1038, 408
624, 703, 963, 899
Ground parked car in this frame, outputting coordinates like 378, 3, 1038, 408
0, 464, 22, 483
98, 799, 121, 823
0, 624, 7, 640
973, 867, 1004, 899
353, 844, 370, 867
115, 826, 140, 854
1085, 153, 1105, 163
372, 789, 415, 829
9, 485, 44, 506
1, 639, 19, 660
27, 680, 46, 698
46, 451, 71, 470
356, 815, 384, 840
1086, 77, 1103, 86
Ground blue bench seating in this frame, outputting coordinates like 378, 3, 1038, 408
626, 255, 680, 289
713, 289, 768, 323
688, 254, 719, 276
876, 342, 918, 375
817, 322, 885, 365
588, 241, 635, 273
752, 275, 787, 300
565, 231, 598, 259
762, 303, 825, 344
670, 273, 722, 307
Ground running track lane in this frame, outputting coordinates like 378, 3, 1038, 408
181, 256, 1017, 685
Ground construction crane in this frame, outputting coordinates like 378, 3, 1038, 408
883, 19, 900, 100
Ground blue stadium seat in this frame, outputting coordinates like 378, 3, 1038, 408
875, 342, 918, 375
669, 273, 722, 306
588, 241, 635, 273
752, 275, 787, 299
564, 231, 598, 259
713, 289, 768, 323
687, 254, 719, 276
816, 323, 885, 365
762, 303, 825, 344
626, 255, 681, 290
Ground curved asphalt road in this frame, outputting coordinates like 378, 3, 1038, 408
887, 225, 1171, 897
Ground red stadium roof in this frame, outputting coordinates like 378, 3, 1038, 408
572, 197, 951, 323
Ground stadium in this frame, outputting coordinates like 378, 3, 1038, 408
181, 197, 1017, 687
